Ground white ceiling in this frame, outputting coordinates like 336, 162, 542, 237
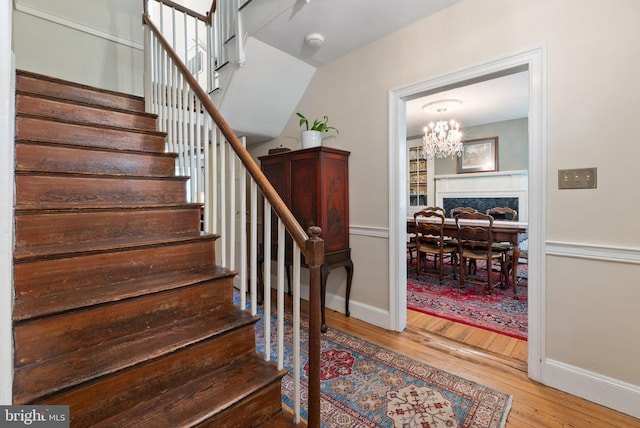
405, 71, 530, 137
181, 0, 462, 66
251, 0, 463, 67
180, 0, 529, 135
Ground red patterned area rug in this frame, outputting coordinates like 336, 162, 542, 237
407, 260, 528, 340
252, 311, 512, 427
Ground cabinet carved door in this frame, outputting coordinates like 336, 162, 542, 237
260, 146, 352, 332
260, 146, 350, 256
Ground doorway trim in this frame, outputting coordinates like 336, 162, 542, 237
388, 46, 546, 380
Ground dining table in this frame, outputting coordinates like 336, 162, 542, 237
407, 216, 528, 295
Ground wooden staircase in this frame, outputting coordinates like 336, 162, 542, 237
12, 70, 297, 427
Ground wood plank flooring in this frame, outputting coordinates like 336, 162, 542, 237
407, 309, 528, 371
321, 307, 640, 427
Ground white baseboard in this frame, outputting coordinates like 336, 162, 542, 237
323, 292, 391, 330
544, 358, 640, 419
275, 281, 391, 331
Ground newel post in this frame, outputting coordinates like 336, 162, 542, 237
305, 226, 324, 428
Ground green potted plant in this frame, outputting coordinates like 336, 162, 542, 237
296, 112, 339, 148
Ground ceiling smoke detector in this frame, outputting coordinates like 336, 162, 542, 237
304, 33, 324, 47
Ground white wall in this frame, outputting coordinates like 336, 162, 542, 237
254, 0, 640, 418
12, 0, 143, 95
0, 0, 14, 405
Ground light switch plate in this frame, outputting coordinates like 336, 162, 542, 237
558, 168, 597, 189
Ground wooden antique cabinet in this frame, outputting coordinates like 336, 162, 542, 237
259, 146, 353, 332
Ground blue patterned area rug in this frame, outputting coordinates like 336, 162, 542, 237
250, 307, 512, 427
407, 260, 528, 341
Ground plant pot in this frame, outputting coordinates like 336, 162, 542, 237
301, 130, 322, 149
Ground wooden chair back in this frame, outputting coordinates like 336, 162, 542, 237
450, 206, 477, 218
414, 210, 456, 282
456, 211, 506, 292
455, 212, 494, 252
421, 206, 446, 215
414, 210, 446, 247
486, 207, 517, 221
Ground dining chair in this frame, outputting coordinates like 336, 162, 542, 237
450, 206, 477, 218
407, 237, 417, 265
504, 236, 528, 299
487, 207, 519, 297
422, 206, 446, 215
486, 207, 517, 221
455, 212, 506, 293
414, 210, 457, 282
450, 207, 479, 273
407, 207, 446, 268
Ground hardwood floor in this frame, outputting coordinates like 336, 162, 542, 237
407, 309, 528, 371
406, 258, 528, 369
321, 307, 640, 427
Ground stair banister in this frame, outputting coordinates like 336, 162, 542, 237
143, 11, 323, 427
145, 0, 211, 23
144, 16, 309, 247
144, 0, 213, 92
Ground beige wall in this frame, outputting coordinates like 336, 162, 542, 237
12, 0, 143, 95
253, 0, 640, 401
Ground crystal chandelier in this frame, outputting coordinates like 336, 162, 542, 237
421, 100, 463, 160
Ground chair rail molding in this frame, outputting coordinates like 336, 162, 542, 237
546, 241, 640, 264
349, 225, 389, 239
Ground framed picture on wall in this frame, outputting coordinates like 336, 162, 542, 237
457, 137, 498, 173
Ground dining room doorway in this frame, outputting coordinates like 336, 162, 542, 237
388, 46, 547, 381
404, 71, 529, 362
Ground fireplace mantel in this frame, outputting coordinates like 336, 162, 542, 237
435, 170, 528, 221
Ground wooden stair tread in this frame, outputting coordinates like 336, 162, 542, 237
15, 170, 188, 180
16, 139, 178, 160
15, 116, 167, 153
13, 265, 233, 321
15, 206, 205, 253
15, 142, 178, 177
17, 69, 145, 112
40, 328, 264, 425
15, 202, 203, 214
14, 232, 212, 261
16, 93, 158, 132
92, 353, 287, 428
14, 304, 258, 403
15, 174, 190, 210
15, 239, 217, 313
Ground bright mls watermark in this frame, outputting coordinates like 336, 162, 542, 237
1, 406, 69, 427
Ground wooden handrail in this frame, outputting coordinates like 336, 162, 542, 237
144, 15, 323, 425
207, 0, 217, 23
147, 0, 211, 23
143, 14, 311, 254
